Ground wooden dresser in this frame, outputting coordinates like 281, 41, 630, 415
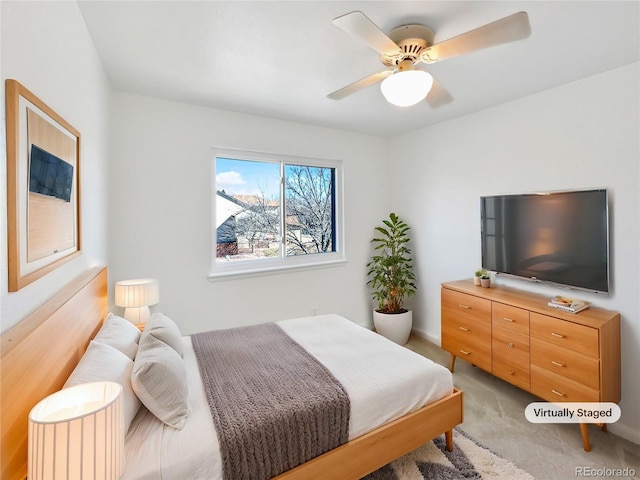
441, 279, 620, 451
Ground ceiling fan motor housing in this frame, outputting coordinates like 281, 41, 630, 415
381, 24, 434, 66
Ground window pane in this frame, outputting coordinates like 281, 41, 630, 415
284, 164, 335, 256
211, 148, 344, 278
215, 157, 280, 262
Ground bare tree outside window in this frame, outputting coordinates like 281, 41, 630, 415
285, 165, 335, 255
235, 189, 280, 257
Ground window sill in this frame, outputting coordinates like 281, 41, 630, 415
207, 258, 348, 281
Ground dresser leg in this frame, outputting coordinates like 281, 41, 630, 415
579, 423, 591, 452
449, 355, 457, 373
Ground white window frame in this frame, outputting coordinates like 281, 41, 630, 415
209, 147, 346, 279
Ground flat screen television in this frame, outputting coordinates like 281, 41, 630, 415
480, 189, 609, 295
29, 144, 73, 202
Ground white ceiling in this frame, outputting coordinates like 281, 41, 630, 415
78, 1, 640, 137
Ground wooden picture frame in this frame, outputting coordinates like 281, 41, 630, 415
5, 79, 81, 291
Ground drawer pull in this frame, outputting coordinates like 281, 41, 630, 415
459, 350, 471, 355
551, 332, 565, 338
459, 326, 469, 331
551, 360, 565, 368
551, 389, 566, 397
509, 371, 515, 376
458, 304, 471, 309
508, 342, 514, 349
502, 317, 514, 322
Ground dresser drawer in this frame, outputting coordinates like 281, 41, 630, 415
531, 364, 599, 402
492, 325, 529, 367
442, 311, 492, 339
492, 303, 530, 335
442, 319, 491, 370
442, 289, 491, 324
442, 335, 492, 372
442, 320, 491, 348
530, 313, 598, 357
493, 363, 530, 391
530, 337, 599, 390
492, 326, 530, 390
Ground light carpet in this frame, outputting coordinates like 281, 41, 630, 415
363, 428, 536, 480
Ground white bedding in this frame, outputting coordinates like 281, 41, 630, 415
122, 314, 453, 480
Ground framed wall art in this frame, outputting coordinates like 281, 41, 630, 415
5, 79, 81, 291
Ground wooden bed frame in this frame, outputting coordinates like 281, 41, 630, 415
1, 267, 108, 480
275, 387, 463, 479
0, 266, 463, 480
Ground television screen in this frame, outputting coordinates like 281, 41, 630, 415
29, 144, 73, 202
481, 189, 609, 294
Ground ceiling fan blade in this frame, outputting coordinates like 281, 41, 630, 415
426, 78, 454, 108
327, 70, 393, 100
421, 11, 531, 64
333, 11, 402, 57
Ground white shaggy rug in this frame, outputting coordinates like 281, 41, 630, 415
363, 428, 536, 480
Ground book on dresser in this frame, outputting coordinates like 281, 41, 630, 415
547, 295, 590, 313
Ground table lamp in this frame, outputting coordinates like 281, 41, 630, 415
28, 381, 124, 480
114, 278, 159, 325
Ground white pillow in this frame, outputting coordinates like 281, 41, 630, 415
93, 313, 141, 360
64, 341, 142, 432
132, 333, 188, 429
144, 313, 183, 357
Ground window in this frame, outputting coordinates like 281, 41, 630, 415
210, 148, 344, 277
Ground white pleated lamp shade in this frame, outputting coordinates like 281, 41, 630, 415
114, 278, 160, 324
114, 278, 159, 308
28, 381, 124, 480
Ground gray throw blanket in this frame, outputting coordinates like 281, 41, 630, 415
191, 323, 350, 480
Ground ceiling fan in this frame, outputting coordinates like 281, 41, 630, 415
328, 11, 531, 107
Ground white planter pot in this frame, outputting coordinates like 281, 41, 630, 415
373, 310, 413, 345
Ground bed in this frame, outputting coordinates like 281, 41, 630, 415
0, 267, 463, 480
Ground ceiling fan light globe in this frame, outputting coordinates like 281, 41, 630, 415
380, 70, 434, 107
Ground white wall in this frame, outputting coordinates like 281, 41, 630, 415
0, 1, 111, 333
108, 92, 390, 334
389, 63, 640, 443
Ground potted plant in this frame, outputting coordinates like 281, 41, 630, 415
366, 213, 416, 344
474, 269, 486, 285
480, 271, 491, 288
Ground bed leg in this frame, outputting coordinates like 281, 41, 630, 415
445, 430, 454, 452
448, 354, 456, 373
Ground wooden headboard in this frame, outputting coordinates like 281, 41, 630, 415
1, 266, 108, 480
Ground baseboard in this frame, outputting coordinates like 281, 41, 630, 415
411, 327, 440, 346
607, 422, 640, 446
